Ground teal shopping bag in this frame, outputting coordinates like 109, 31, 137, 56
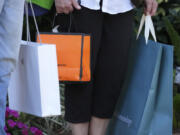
106, 15, 174, 135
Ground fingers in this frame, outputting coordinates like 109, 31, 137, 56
151, 1, 158, 16
145, 0, 152, 15
64, 5, 74, 14
144, 0, 158, 16
72, 0, 81, 10
55, 0, 74, 14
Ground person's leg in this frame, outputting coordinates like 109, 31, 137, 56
0, 0, 24, 134
63, 7, 103, 135
89, 116, 109, 135
0, 74, 10, 135
89, 10, 134, 135
69, 122, 89, 135
65, 83, 92, 135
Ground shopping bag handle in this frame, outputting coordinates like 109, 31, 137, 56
52, 13, 77, 33
136, 14, 157, 44
25, 1, 42, 43
25, 2, 31, 42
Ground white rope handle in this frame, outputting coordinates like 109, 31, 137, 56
25, 2, 31, 42
137, 14, 157, 44
25, 0, 42, 43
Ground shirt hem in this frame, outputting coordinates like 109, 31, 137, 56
102, 6, 134, 14
80, 3, 100, 11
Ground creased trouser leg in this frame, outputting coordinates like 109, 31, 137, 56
0, 0, 24, 134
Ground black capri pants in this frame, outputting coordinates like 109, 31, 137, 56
61, 7, 134, 123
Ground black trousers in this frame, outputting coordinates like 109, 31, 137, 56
58, 7, 134, 123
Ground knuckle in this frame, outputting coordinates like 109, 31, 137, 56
146, 0, 152, 5
65, 11, 70, 14
156, 2, 158, 7
62, 4, 66, 8
65, 7, 70, 11
154, 1, 157, 5
59, 4, 65, 9
64, 4, 71, 9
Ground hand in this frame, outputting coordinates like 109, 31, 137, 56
55, 0, 81, 14
144, 0, 158, 16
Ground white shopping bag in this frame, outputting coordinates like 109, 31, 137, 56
8, 41, 61, 117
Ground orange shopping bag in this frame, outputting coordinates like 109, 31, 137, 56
37, 33, 91, 82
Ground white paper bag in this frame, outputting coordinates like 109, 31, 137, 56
8, 41, 61, 117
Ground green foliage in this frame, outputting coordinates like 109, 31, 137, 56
174, 94, 180, 116
174, 94, 180, 129
163, 17, 180, 65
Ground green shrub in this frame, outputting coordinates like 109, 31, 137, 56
174, 94, 180, 129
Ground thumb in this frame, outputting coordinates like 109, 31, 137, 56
72, 0, 81, 10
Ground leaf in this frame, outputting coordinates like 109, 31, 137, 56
163, 17, 180, 65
